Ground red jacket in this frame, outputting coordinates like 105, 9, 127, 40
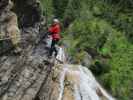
48, 23, 61, 40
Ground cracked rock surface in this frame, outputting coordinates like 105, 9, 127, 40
0, 0, 51, 100
0, 0, 115, 100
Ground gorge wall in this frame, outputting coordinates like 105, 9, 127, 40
0, 0, 115, 100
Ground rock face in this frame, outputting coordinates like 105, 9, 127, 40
0, 0, 19, 54
13, 0, 42, 28
0, 0, 49, 100
0, 0, 44, 54
0, 0, 115, 100
0, 49, 51, 100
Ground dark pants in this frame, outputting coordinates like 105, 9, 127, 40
49, 39, 59, 57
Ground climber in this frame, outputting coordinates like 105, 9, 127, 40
48, 18, 61, 58
0, 0, 22, 54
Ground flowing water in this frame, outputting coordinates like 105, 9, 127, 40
58, 67, 67, 100
44, 38, 115, 100
56, 64, 115, 100
54, 46, 115, 100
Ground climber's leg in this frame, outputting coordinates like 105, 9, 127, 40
49, 39, 58, 57
54, 42, 58, 57
49, 40, 55, 57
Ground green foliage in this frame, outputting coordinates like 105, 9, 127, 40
67, 18, 112, 50
59, 0, 133, 99
62, 0, 81, 27
90, 59, 111, 76
52, 0, 69, 18
67, 21, 133, 99
40, 0, 54, 23
41, 0, 133, 99
100, 31, 133, 99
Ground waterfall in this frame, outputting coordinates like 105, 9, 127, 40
54, 47, 115, 100
58, 67, 68, 100
56, 65, 115, 100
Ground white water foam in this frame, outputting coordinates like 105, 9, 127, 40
55, 43, 115, 100
78, 66, 115, 100
57, 65, 115, 100
57, 67, 68, 100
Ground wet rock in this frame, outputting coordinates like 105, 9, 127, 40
36, 64, 115, 100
